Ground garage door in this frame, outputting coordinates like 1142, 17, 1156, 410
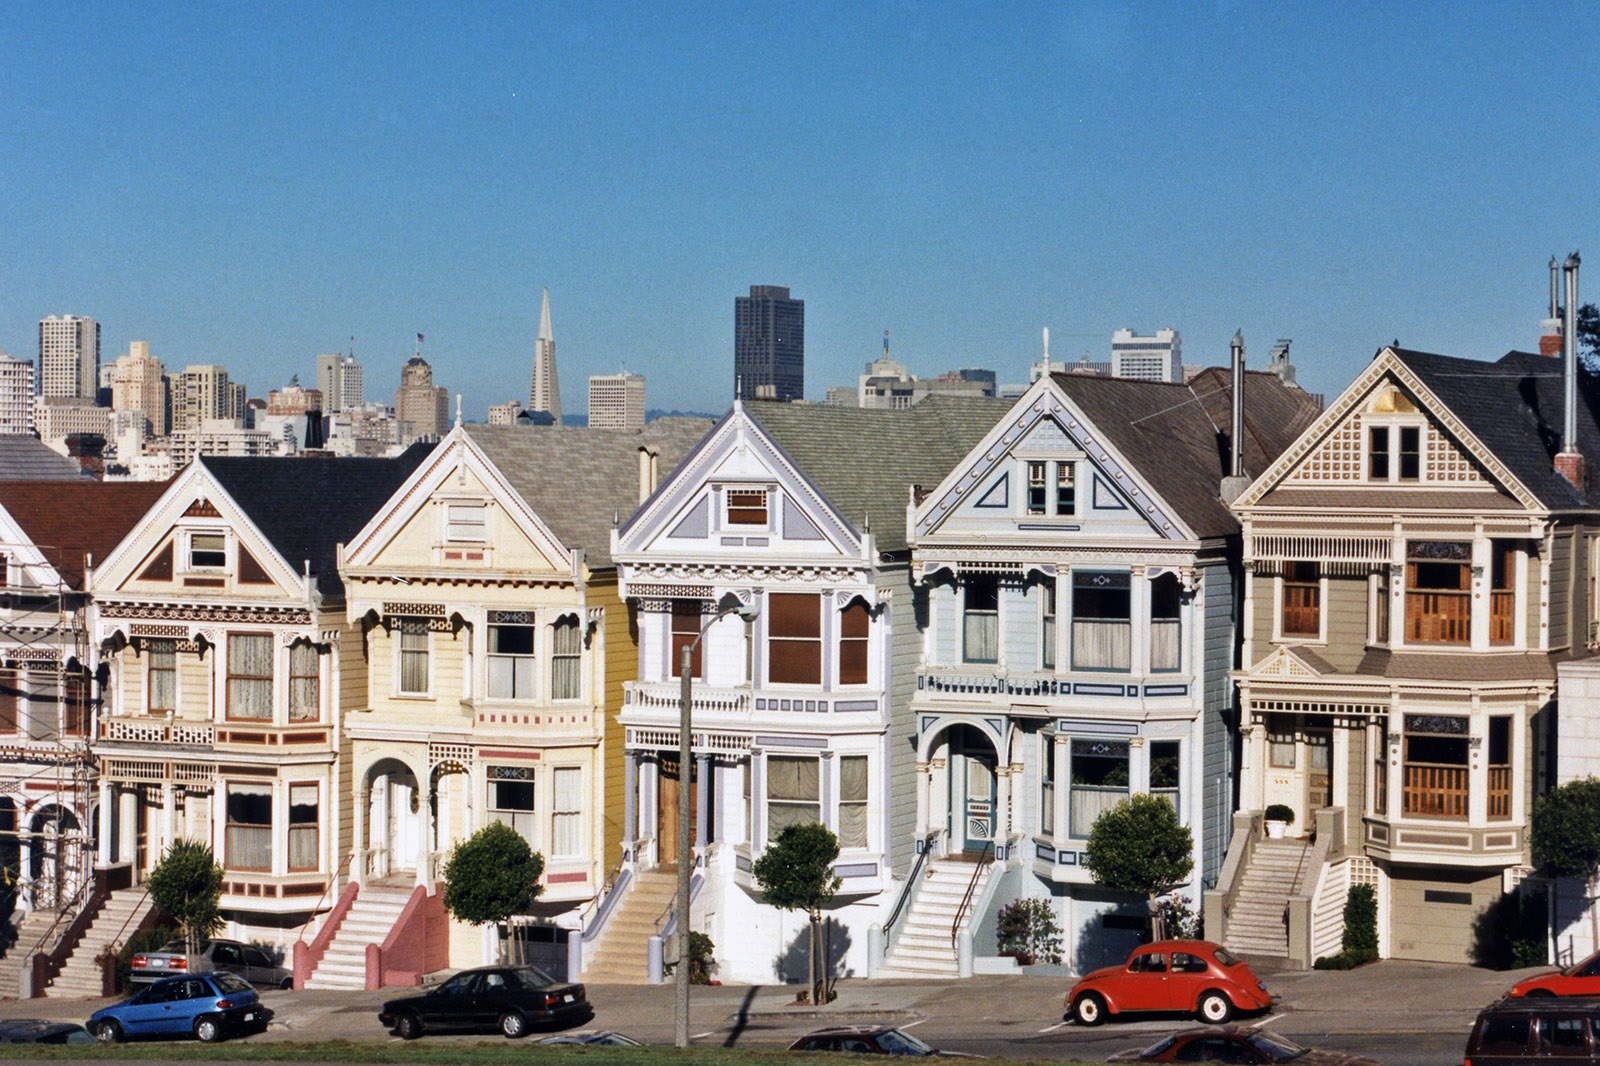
1387, 865, 1500, 963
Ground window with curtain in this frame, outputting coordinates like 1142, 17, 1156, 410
963, 577, 999, 664
0, 669, 17, 733
147, 639, 176, 714
1150, 740, 1180, 812
1072, 572, 1130, 670
487, 766, 536, 848
768, 593, 822, 684
189, 532, 226, 569
767, 755, 820, 836
1069, 739, 1129, 837
1040, 738, 1055, 835
1267, 713, 1296, 767
1041, 581, 1057, 670
551, 617, 581, 700
838, 601, 870, 685
288, 784, 318, 870
399, 620, 429, 694
289, 643, 319, 721
552, 766, 583, 857
226, 782, 272, 870
671, 601, 703, 678
1150, 573, 1182, 672
488, 623, 535, 699
838, 755, 868, 848
227, 634, 273, 720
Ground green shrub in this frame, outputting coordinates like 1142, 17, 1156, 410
1264, 803, 1295, 823
1342, 884, 1378, 955
995, 898, 1062, 964
687, 930, 716, 984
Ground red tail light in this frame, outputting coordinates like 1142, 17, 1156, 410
172, 958, 187, 970
131, 957, 148, 969
216, 998, 237, 1009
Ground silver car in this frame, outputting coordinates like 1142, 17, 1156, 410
129, 939, 292, 989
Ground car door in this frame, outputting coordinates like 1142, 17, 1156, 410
478, 970, 516, 1025
1166, 951, 1211, 1012
116, 983, 172, 1034
1120, 949, 1168, 1011
426, 971, 482, 1029
240, 945, 275, 987
1565, 954, 1600, 995
210, 942, 242, 978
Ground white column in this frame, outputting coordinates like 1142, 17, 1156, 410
1332, 726, 1350, 811
914, 760, 930, 838
1052, 735, 1068, 848
352, 769, 367, 886
161, 782, 176, 858
96, 779, 112, 866
995, 765, 1012, 854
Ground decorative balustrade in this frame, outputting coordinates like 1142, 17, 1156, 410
627, 682, 753, 715
101, 716, 215, 747
918, 669, 1069, 698
1487, 764, 1512, 820
1405, 591, 1470, 644
1402, 762, 1469, 819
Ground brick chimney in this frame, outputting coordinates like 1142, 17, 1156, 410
64, 433, 106, 480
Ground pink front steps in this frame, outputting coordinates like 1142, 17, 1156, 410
295, 880, 446, 990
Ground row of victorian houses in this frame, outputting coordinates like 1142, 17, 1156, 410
5, 309, 1600, 995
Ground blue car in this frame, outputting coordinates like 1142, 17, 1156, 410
88, 972, 271, 1043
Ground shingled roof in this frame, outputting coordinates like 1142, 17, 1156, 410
744, 396, 1017, 554
200, 444, 434, 597
464, 418, 716, 567
0, 480, 170, 589
1052, 369, 1322, 539
1390, 347, 1600, 510
0, 437, 89, 481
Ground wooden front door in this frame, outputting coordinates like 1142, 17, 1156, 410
1306, 728, 1332, 812
657, 754, 696, 868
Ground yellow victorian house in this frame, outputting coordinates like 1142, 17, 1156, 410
305, 418, 709, 986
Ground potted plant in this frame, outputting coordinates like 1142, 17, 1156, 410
1264, 804, 1295, 838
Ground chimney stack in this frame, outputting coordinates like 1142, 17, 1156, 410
1221, 330, 1251, 504
64, 433, 106, 480
638, 446, 660, 504
1555, 252, 1589, 492
1541, 255, 1565, 358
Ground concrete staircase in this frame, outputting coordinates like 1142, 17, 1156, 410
0, 909, 59, 999
579, 867, 676, 983
876, 858, 994, 979
47, 889, 154, 998
1221, 838, 1313, 957
303, 883, 413, 990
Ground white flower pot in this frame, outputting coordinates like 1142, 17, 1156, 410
1265, 820, 1288, 839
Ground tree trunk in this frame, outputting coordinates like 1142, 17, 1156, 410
1149, 893, 1165, 941
809, 911, 822, 1006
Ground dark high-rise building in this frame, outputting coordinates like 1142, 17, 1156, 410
735, 285, 804, 401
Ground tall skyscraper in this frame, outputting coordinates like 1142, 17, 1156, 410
317, 352, 364, 413
39, 315, 100, 400
0, 350, 34, 435
528, 289, 560, 424
396, 355, 449, 443
110, 341, 170, 437
588, 371, 646, 431
172, 365, 241, 435
735, 285, 804, 401
1110, 327, 1182, 383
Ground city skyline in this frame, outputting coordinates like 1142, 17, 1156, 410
4, 4, 1600, 419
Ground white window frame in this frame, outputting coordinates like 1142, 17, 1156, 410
444, 499, 488, 543
397, 619, 432, 697
184, 529, 228, 572
1366, 418, 1427, 484
145, 637, 178, 715
723, 485, 771, 530
551, 765, 584, 858
1274, 564, 1328, 644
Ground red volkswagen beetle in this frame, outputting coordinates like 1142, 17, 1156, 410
1508, 948, 1600, 997
1065, 940, 1272, 1026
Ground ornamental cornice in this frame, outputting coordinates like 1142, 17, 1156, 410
625, 562, 868, 586
96, 602, 314, 626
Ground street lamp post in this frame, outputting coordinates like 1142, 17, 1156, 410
675, 592, 758, 1048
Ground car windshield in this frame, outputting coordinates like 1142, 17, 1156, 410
877, 1029, 935, 1055
1137, 1034, 1183, 1057
154, 940, 188, 954
211, 973, 253, 995
514, 965, 557, 987
1210, 946, 1242, 967
1246, 1031, 1309, 1061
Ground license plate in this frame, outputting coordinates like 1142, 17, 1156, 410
563, 995, 573, 1003
243, 1012, 257, 1023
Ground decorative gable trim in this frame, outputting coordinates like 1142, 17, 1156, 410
974, 472, 1009, 509
1248, 646, 1326, 679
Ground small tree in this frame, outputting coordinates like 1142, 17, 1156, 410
441, 822, 544, 963
752, 822, 840, 1005
1085, 794, 1195, 939
143, 840, 223, 963
1532, 778, 1600, 953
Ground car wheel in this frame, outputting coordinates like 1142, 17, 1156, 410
396, 1012, 422, 1040
280, 976, 294, 990
194, 1015, 224, 1043
1527, 989, 1556, 998
94, 1021, 122, 1044
500, 1012, 527, 1038
1197, 990, 1233, 1024
1073, 992, 1105, 1026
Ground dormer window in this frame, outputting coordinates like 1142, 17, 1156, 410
1025, 462, 1076, 516
189, 533, 226, 570
726, 488, 768, 526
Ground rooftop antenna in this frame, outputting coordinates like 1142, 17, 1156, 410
884, 330, 890, 358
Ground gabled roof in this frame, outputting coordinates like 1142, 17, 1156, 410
198, 444, 435, 596
743, 396, 1016, 554
0, 438, 89, 481
1050, 369, 1321, 539
1390, 348, 1600, 510
0, 480, 170, 589
463, 418, 716, 567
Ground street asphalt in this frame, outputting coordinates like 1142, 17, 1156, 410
0, 956, 1549, 1063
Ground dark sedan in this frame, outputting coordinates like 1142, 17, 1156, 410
790, 1025, 974, 1056
378, 965, 590, 1039
1108, 1027, 1382, 1065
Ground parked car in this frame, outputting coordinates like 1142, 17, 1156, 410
1108, 1026, 1381, 1065
1509, 948, 1600, 997
537, 1030, 643, 1046
377, 964, 591, 1039
130, 938, 292, 989
1465, 997, 1600, 1065
789, 1024, 972, 1056
0, 1019, 95, 1045
1065, 939, 1271, 1026
88, 972, 271, 1043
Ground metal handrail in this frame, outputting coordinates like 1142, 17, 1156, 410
296, 848, 358, 941
883, 832, 938, 939
20, 872, 94, 963
104, 885, 153, 958
950, 841, 994, 950
577, 852, 628, 931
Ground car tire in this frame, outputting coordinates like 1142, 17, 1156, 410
1197, 990, 1233, 1024
280, 977, 294, 990
1073, 992, 1105, 1026
1526, 989, 1556, 998
500, 1012, 527, 1038
194, 1015, 224, 1043
94, 1021, 122, 1044
396, 1012, 422, 1040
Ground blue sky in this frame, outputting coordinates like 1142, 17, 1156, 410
4, 2, 1599, 419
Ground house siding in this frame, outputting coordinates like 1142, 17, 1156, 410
885, 564, 918, 877
594, 574, 631, 872
1200, 559, 1235, 883
1550, 530, 1573, 651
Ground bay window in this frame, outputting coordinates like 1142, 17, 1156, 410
226, 782, 272, 870
1069, 739, 1129, 837
768, 593, 821, 684
838, 601, 869, 685
1281, 562, 1320, 637
226, 634, 273, 720
399, 620, 429, 694
963, 577, 999, 664
767, 755, 820, 836
488, 620, 535, 699
289, 642, 319, 721
838, 755, 868, 848
1402, 714, 1468, 819
1150, 573, 1181, 671
1406, 541, 1469, 644
147, 639, 176, 714
551, 616, 581, 700
288, 784, 318, 870
671, 601, 703, 678
552, 766, 583, 857
1072, 572, 1130, 670
488, 766, 536, 847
